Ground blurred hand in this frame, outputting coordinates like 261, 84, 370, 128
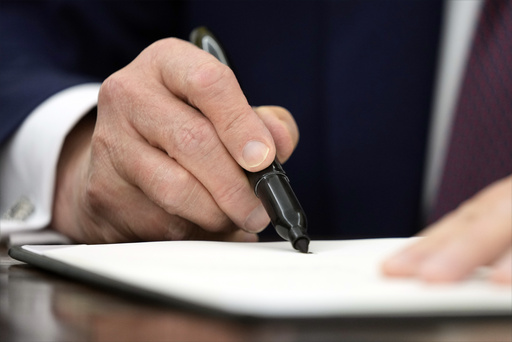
51, 38, 299, 243
382, 175, 512, 285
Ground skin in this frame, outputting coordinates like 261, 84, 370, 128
51, 37, 511, 284
51, 38, 298, 243
382, 175, 511, 285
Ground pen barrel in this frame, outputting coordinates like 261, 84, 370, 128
249, 161, 308, 243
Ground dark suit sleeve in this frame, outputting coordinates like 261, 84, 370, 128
0, 1, 181, 144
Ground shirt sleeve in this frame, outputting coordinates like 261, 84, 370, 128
0, 83, 101, 237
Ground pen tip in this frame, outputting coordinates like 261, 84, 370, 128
294, 238, 310, 254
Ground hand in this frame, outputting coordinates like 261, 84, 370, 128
382, 175, 512, 284
51, 38, 299, 243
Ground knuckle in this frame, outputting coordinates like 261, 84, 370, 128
150, 37, 181, 52
186, 59, 233, 97
173, 118, 218, 156
267, 105, 293, 120
215, 180, 248, 209
157, 168, 194, 213
90, 129, 123, 175
99, 70, 142, 110
156, 168, 237, 233
98, 73, 125, 106
164, 219, 193, 241
221, 108, 248, 137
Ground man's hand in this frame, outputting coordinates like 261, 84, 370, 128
51, 38, 299, 243
382, 175, 512, 284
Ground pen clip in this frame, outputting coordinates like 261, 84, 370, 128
190, 27, 230, 67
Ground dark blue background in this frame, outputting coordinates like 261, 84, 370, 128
0, 1, 442, 239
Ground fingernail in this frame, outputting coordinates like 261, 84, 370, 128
242, 141, 269, 168
244, 204, 269, 233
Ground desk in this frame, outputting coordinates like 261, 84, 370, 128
1, 243, 511, 342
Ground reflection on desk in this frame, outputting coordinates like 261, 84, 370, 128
1, 244, 511, 342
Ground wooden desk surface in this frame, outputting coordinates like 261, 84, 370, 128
1, 244, 511, 342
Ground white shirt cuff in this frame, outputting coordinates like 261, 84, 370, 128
0, 83, 101, 237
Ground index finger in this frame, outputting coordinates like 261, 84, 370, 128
152, 38, 276, 172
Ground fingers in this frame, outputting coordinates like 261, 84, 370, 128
106, 137, 233, 232
490, 248, 512, 285
97, 39, 300, 235
112, 190, 258, 243
253, 106, 299, 163
74, 130, 258, 243
91, 38, 301, 241
108, 83, 269, 232
153, 38, 276, 172
382, 176, 512, 283
81, 170, 256, 243
192, 228, 259, 243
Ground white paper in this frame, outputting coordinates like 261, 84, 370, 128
23, 238, 512, 318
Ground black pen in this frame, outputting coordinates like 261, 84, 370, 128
190, 27, 310, 253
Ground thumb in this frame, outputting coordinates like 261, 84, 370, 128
253, 106, 299, 163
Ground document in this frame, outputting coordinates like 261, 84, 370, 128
11, 238, 512, 318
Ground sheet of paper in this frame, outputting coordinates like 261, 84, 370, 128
23, 238, 512, 318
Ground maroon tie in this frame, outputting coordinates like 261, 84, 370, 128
431, 0, 512, 222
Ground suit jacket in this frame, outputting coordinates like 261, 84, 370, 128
0, 1, 443, 239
